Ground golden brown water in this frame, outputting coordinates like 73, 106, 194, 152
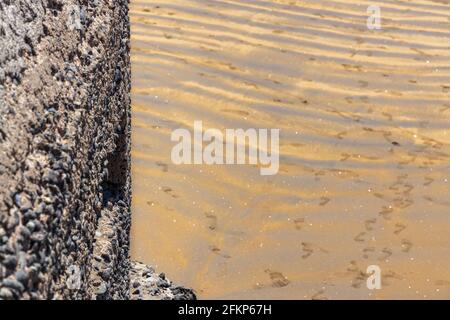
130, 0, 450, 299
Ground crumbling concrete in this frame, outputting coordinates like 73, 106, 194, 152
130, 261, 197, 300
0, 0, 195, 300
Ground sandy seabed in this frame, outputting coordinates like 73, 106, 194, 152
130, 0, 450, 299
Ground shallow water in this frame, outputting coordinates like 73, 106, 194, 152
130, 0, 450, 299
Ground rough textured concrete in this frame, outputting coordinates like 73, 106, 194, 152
130, 261, 196, 300
0, 0, 195, 300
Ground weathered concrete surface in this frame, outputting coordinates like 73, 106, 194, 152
0, 0, 132, 300
130, 261, 196, 300
0, 0, 195, 300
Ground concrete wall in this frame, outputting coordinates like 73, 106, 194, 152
0, 0, 194, 300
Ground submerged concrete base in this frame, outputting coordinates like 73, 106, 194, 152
0, 0, 195, 300
130, 261, 196, 300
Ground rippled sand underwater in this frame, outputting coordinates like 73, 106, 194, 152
130, 0, 450, 299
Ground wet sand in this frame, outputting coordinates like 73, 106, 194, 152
130, 0, 450, 299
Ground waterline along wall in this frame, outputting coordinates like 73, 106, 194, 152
0, 0, 194, 300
